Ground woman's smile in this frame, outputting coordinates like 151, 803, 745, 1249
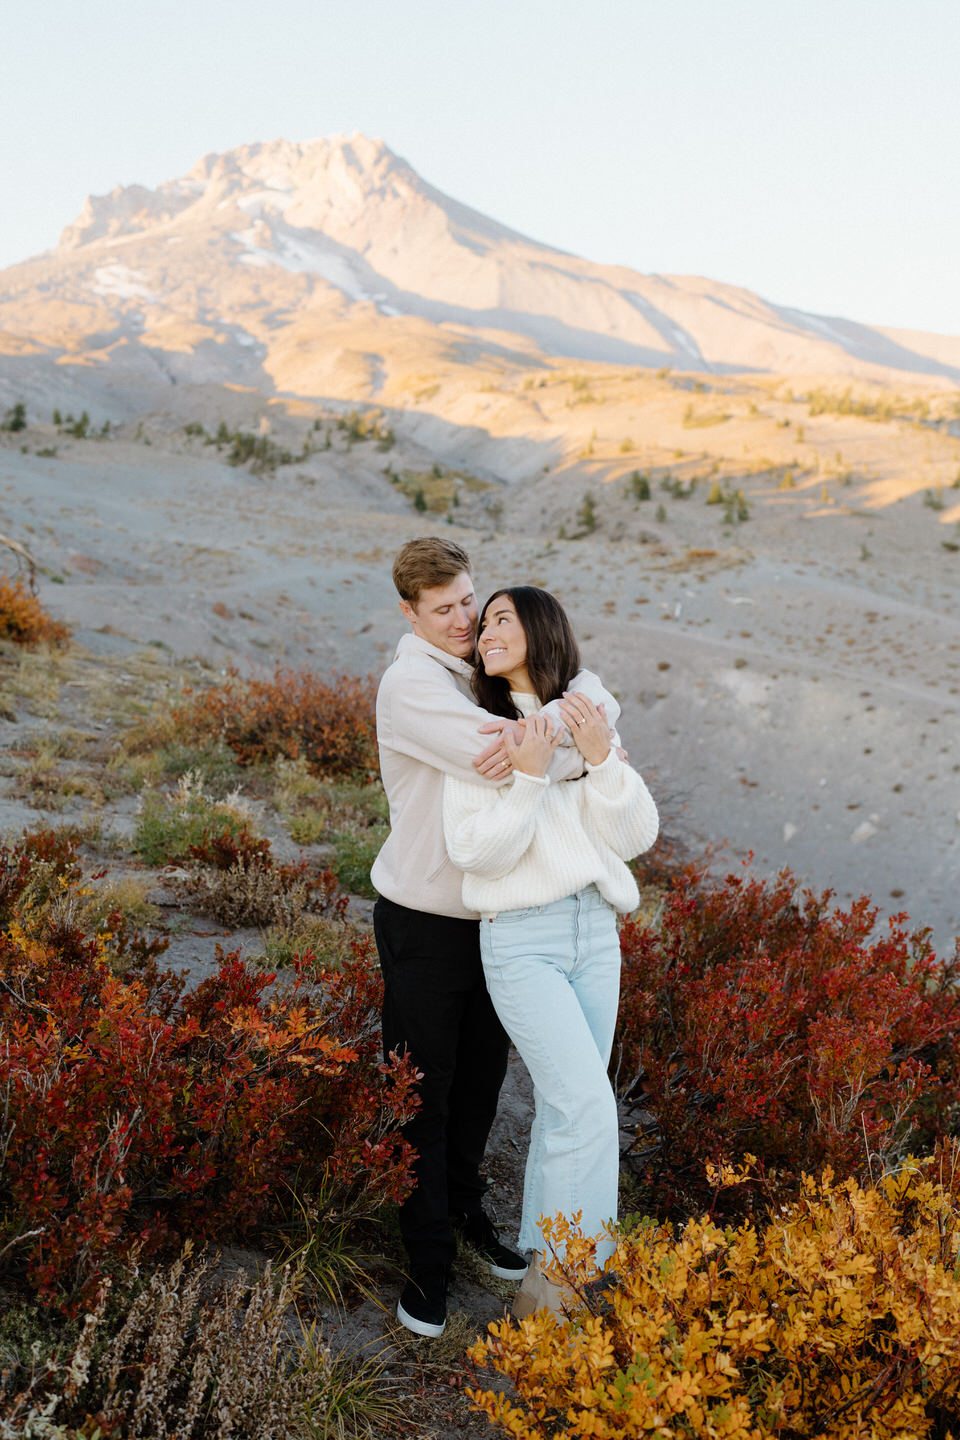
478, 597, 531, 690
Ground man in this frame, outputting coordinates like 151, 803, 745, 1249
372, 536, 619, 1336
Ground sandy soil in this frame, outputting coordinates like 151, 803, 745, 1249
3, 393, 958, 953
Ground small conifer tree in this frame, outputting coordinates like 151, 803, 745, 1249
576, 492, 597, 534
628, 470, 651, 501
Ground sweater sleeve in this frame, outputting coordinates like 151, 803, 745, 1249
541, 668, 622, 752
581, 752, 660, 859
379, 663, 513, 786
443, 772, 549, 879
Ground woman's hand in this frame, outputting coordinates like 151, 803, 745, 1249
503, 714, 560, 777
473, 719, 524, 777
558, 692, 611, 766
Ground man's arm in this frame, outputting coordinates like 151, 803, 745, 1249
380, 662, 519, 785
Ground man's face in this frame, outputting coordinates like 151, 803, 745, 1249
399, 571, 478, 659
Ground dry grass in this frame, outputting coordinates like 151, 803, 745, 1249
0, 1251, 402, 1440
384, 1307, 485, 1368
80, 875, 161, 931
0, 646, 65, 718
275, 762, 388, 857
259, 913, 363, 971
181, 857, 315, 929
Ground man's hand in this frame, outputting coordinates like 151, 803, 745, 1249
473, 719, 525, 777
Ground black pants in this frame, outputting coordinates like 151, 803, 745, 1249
374, 894, 510, 1272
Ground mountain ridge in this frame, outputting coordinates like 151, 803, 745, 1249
1, 132, 959, 416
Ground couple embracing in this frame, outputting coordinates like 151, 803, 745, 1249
371, 537, 658, 1336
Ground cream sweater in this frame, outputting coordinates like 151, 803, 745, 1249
371, 635, 621, 920
443, 694, 659, 918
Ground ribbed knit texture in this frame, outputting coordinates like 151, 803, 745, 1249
443, 694, 658, 917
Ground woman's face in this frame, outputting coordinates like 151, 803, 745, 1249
478, 595, 531, 690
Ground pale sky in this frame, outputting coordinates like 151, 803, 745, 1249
3, 0, 959, 334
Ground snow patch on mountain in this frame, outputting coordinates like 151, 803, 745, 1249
236, 190, 295, 217
230, 219, 405, 315
91, 263, 156, 302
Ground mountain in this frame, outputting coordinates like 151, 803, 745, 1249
1, 132, 959, 418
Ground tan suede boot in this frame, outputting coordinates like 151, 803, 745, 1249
511, 1250, 541, 1319
511, 1251, 572, 1320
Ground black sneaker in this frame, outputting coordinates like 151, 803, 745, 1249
396, 1265, 449, 1338
454, 1211, 528, 1280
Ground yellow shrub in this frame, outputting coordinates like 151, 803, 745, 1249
468, 1152, 960, 1439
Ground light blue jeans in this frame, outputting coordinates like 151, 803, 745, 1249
480, 885, 620, 1266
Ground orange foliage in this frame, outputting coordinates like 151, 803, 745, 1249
470, 1154, 960, 1439
0, 573, 69, 646
167, 667, 378, 777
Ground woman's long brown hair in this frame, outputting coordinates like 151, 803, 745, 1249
471, 586, 582, 719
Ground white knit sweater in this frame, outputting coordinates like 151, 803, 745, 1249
371, 636, 621, 920
442, 694, 659, 918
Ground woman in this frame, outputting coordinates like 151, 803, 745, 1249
442, 587, 658, 1317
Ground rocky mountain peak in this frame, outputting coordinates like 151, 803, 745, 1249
57, 134, 428, 252
8, 134, 957, 388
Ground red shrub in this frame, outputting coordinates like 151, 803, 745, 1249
0, 573, 70, 646
181, 824, 349, 927
616, 864, 960, 1216
0, 827, 83, 924
187, 823, 273, 870
188, 824, 347, 915
170, 667, 379, 777
0, 875, 415, 1310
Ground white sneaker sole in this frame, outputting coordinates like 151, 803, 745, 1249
489, 1260, 529, 1280
396, 1299, 446, 1338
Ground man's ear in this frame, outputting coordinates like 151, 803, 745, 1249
398, 598, 417, 628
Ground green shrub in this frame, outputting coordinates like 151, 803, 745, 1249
286, 808, 328, 845
575, 492, 597, 535
134, 773, 255, 865
158, 740, 250, 797
278, 769, 388, 850
328, 825, 388, 899
225, 430, 294, 473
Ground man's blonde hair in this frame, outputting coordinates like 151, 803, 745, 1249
392, 537, 473, 604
